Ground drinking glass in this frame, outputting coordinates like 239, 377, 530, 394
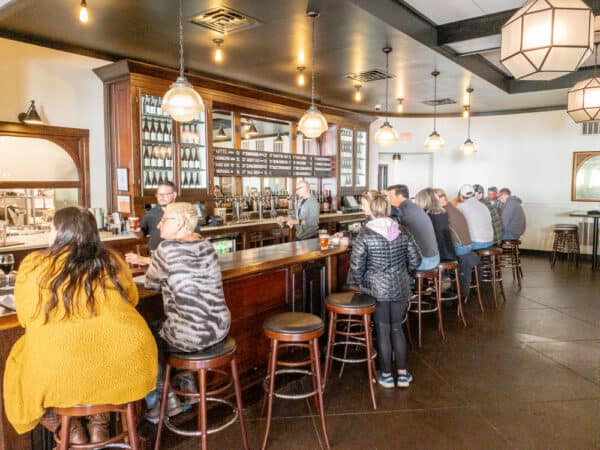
319, 230, 329, 251
0, 254, 14, 275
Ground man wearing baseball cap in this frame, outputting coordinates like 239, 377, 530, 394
456, 184, 493, 250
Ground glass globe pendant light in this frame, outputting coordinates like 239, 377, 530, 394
567, 43, 600, 123
298, 9, 328, 139
461, 88, 477, 155
162, 0, 204, 123
374, 47, 400, 147
424, 70, 444, 151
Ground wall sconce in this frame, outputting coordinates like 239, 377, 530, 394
297, 66, 306, 86
18, 100, 43, 124
392, 153, 401, 161
354, 85, 362, 102
397, 98, 404, 113
213, 38, 224, 63
79, 0, 89, 23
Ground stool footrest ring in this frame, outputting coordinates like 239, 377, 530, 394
164, 397, 238, 437
263, 369, 320, 400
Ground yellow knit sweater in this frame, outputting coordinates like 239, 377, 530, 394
3, 252, 158, 434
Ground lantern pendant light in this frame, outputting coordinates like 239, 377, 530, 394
374, 47, 400, 147
461, 88, 477, 155
500, 0, 594, 81
298, 9, 328, 139
424, 71, 444, 151
161, 0, 204, 123
567, 43, 600, 123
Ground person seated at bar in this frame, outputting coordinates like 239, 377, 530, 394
498, 187, 526, 240
433, 189, 480, 300
276, 180, 319, 240
456, 184, 494, 250
473, 184, 502, 246
4, 207, 157, 444
387, 184, 439, 270
143, 202, 231, 420
414, 188, 456, 262
347, 194, 421, 388
487, 186, 500, 208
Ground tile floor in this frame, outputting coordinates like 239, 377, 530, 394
165, 255, 600, 449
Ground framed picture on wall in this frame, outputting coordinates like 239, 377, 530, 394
572, 151, 600, 201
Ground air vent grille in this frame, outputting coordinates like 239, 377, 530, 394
422, 98, 456, 106
345, 69, 395, 83
189, 6, 261, 34
582, 121, 600, 135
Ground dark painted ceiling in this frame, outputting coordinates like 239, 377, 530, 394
0, 0, 596, 114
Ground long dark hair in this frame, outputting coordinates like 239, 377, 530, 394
36, 207, 130, 322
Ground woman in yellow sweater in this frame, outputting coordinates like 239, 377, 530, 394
3, 207, 158, 445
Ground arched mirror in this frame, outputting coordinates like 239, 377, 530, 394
572, 151, 600, 201
0, 121, 89, 227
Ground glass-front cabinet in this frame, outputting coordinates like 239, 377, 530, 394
340, 128, 354, 188
139, 93, 207, 195
356, 130, 367, 189
339, 126, 368, 194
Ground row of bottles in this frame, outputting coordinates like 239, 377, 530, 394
144, 170, 173, 189
181, 147, 204, 169
143, 144, 173, 169
316, 190, 333, 213
141, 95, 170, 118
142, 118, 173, 143
182, 171, 205, 189
181, 123, 203, 144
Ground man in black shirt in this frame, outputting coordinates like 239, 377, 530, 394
139, 181, 178, 251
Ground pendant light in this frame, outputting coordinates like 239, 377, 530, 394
298, 9, 328, 139
568, 43, 600, 122
215, 124, 227, 139
79, 0, 89, 23
461, 88, 477, 155
392, 153, 401, 161
424, 70, 444, 151
162, 0, 204, 123
374, 47, 399, 147
274, 132, 284, 144
247, 121, 259, 137
500, 0, 594, 81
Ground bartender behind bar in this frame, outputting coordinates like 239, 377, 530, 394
277, 180, 319, 240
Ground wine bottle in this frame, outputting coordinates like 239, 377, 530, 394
143, 119, 149, 141
143, 171, 149, 188
143, 145, 151, 167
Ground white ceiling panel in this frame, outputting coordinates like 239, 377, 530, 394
405, 0, 525, 25
447, 35, 501, 54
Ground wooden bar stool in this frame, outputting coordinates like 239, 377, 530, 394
323, 292, 377, 410
475, 247, 506, 308
551, 225, 580, 267
262, 312, 330, 450
437, 260, 467, 327
154, 337, 249, 450
52, 402, 139, 450
409, 269, 444, 348
501, 239, 523, 288
469, 264, 485, 313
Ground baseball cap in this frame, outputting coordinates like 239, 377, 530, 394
488, 186, 498, 193
472, 184, 484, 194
459, 184, 475, 198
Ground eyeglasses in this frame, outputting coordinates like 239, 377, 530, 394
159, 216, 178, 223
156, 192, 175, 198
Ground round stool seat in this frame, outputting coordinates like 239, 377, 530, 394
475, 247, 502, 257
168, 336, 236, 361
555, 224, 577, 229
437, 259, 458, 270
326, 292, 376, 309
412, 269, 437, 279
264, 312, 323, 334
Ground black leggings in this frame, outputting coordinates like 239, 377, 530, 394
373, 301, 408, 374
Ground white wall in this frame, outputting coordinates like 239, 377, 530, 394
0, 38, 110, 208
370, 111, 600, 252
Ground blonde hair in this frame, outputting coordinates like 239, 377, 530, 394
433, 188, 446, 199
369, 196, 389, 218
361, 190, 381, 203
415, 188, 445, 214
164, 202, 199, 234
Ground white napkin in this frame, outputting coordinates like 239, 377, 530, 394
0, 294, 15, 310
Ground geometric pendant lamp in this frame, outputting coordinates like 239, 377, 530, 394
500, 0, 594, 81
567, 44, 600, 122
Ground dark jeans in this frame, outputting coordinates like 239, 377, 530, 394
456, 251, 480, 298
147, 320, 183, 408
373, 301, 408, 374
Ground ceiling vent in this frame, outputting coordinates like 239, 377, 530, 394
345, 69, 395, 84
188, 6, 261, 35
582, 121, 600, 135
422, 98, 456, 106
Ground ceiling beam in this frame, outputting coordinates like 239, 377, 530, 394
509, 65, 600, 93
437, 10, 516, 45
347, 0, 509, 92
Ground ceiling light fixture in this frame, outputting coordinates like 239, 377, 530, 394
424, 70, 444, 151
568, 43, 600, 122
274, 132, 284, 144
215, 124, 227, 139
161, 0, 204, 123
79, 0, 88, 23
213, 38, 224, 63
374, 47, 399, 147
298, 9, 328, 139
500, 0, 594, 81
392, 153, 401, 161
354, 85, 362, 102
397, 98, 404, 113
18, 100, 43, 124
297, 66, 306, 86
246, 121, 259, 137
461, 88, 477, 156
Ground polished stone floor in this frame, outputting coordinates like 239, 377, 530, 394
167, 255, 600, 449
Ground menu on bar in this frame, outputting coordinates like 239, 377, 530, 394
212, 147, 333, 178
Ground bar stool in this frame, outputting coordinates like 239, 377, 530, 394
262, 312, 330, 450
323, 292, 377, 410
154, 337, 249, 450
475, 247, 506, 308
51, 402, 139, 450
436, 260, 467, 327
551, 224, 580, 267
501, 239, 523, 288
409, 269, 444, 348
469, 264, 485, 313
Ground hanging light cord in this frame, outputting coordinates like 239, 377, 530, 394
594, 43, 599, 79
433, 72, 438, 132
178, 0, 184, 79
384, 50, 390, 117
310, 13, 317, 106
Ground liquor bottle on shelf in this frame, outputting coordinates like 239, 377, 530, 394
156, 121, 163, 142
166, 122, 172, 141
166, 171, 173, 182
150, 120, 157, 141
143, 172, 149, 188
143, 119, 149, 141
143, 145, 151, 167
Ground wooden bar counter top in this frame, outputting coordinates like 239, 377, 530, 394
0, 239, 351, 450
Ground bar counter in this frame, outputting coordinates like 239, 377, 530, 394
0, 239, 351, 450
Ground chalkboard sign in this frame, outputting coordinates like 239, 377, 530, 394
212, 147, 333, 178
